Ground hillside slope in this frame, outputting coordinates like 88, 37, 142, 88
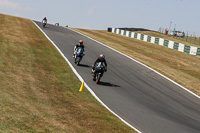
0, 14, 136, 132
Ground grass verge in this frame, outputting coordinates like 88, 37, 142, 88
71, 28, 200, 96
0, 14, 136, 133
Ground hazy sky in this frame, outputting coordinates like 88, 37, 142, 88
0, 0, 200, 36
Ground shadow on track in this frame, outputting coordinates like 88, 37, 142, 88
98, 81, 120, 87
41, 25, 49, 29
78, 64, 92, 68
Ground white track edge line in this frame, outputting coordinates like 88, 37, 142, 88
68, 28, 200, 99
32, 21, 142, 133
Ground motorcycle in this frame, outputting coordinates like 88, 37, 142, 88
42, 20, 47, 27
92, 62, 106, 84
74, 48, 84, 65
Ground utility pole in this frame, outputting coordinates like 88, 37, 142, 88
199, 36, 200, 45
168, 21, 172, 35
174, 24, 176, 30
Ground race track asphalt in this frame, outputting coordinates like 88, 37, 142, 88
34, 21, 200, 133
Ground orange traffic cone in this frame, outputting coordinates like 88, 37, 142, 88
79, 82, 84, 92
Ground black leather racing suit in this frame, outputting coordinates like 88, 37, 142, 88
93, 58, 107, 78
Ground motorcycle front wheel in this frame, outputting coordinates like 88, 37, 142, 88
96, 73, 101, 84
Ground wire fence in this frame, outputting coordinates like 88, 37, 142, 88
158, 27, 200, 46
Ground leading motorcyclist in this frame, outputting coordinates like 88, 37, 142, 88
92, 54, 107, 80
42, 17, 47, 23
73, 40, 85, 58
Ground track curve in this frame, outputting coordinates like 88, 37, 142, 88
34, 21, 200, 133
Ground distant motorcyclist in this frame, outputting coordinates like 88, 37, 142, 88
42, 17, 47, 23
73, 40, 85, 58
42, 17, 47, 27
92, 54, 107, 80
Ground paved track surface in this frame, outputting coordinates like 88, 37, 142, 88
34, 21, 200, 133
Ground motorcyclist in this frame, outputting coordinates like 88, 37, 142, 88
92, 54, 107, 80
42, 17, 47, 23
73, 40, 85, 58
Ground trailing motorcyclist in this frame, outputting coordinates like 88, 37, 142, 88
92, 54, 107, 82
73, 40, 85, 58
